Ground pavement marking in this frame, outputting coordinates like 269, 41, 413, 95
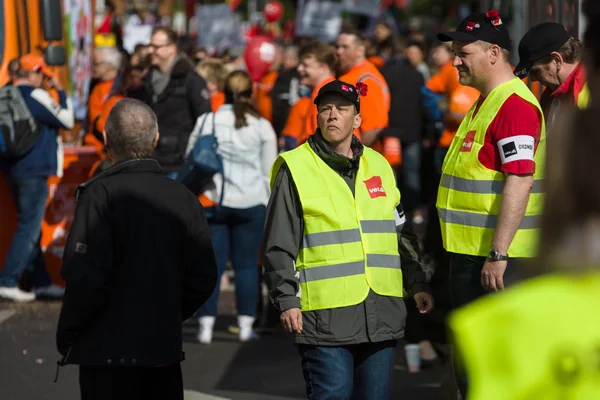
184, 390, 231, 400
0, 309, 16, 325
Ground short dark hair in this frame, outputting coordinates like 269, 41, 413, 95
299, 39, 338, 73
339, 28, 365, 45
151, 27, 178, 49
105, 99, 158, 160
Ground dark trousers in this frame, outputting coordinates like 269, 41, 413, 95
0, 176, 51, 288
79, 364, 183, 400
297, 341, 397, 400
449, 253, 521, 397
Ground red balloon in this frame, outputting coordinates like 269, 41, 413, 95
263, 1, 284, 23
244, 36, 277, 82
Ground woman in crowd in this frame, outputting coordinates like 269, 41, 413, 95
186, 70, 278, 344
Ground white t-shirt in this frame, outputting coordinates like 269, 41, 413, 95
186, 105, 278, 209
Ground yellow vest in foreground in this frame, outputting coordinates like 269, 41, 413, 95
449, 272, 600, 400
437, 78, 546, 258
577, 83, 590, 109
270, 143, 403, 311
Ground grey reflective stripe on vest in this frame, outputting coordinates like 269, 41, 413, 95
438, 208, 539, 229
298, 254, 400, 283
303, 229, 361, 248
303, 220, 396, 249
367, 254, 401, 269
299, 260, 364, 283
360, 220, 396, 234
440, 174, 544, 194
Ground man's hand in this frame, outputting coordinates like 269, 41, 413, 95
414, 292, 434, 314
46, 76, 64, 91
280, 308, 302, 334
481, 259, 508, 292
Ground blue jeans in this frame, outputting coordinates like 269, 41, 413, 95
400, 141, 421, 214
298, 341, 397, 400
198, 205, 266, 317
0, 176, 52, 288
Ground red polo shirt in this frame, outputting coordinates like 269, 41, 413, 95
473, 94, 542, 175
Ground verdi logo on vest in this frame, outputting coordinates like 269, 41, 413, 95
461, 131, 476, 152
364, 176, 387, 198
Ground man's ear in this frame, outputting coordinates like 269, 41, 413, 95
153, 131, 160, 148
353, 113, 362, 130
489, 44, 502, 64
551, 52, 564, 68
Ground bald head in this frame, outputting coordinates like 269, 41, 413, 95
104, 99, 159, 160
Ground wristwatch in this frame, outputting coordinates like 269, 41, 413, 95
488, 248, 509, 262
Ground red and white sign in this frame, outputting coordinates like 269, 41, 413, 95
461, 130, 476, 152
364, 176, 387, 198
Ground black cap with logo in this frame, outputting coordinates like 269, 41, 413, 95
314, 80, 364, 113
514, 22, 570, 78
437, 10, 512, 51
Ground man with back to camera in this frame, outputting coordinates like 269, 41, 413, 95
55, 99, 218, 400
515, 22, 588, 128
436, 11, 546, 393
263, 80, 434, 399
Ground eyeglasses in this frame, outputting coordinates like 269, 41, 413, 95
148, 43, 173, 50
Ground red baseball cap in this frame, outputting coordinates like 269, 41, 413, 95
19, 53, 56, 78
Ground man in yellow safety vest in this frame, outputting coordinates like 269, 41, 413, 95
436, 9, 547, 395
262, 80, 434, 399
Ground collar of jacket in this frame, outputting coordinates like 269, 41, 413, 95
75, 159, 163, 202
308, 129, 364, 175
144, 54, 196, 92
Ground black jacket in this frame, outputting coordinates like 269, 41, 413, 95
263, 132, 430, 345
137, 56, 211, 173
380, 57, 433, 144
56, 159, 218, 366
271, 69, 301, 135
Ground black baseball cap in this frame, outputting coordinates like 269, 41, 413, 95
437, 10, 512, 51
314, 80, 361, 112
514, 22, 570, 78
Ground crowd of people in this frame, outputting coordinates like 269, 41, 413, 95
1, 1, 600, 399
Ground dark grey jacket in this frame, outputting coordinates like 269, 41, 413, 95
262, 131, 430, 346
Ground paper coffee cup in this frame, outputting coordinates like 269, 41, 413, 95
405, 344, 421, 373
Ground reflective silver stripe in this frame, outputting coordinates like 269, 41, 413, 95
440, 174, 544, 194
366, 254, 401, 269
303, 229, 361, 249
360, 220, 396, 234
299, 261, 364, 283
438, 208, 539, 229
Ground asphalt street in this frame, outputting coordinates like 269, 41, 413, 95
0, 291, 457, 400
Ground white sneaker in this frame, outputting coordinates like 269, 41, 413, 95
0, 286, 36, 302
238, 315, 259, 342
198, 316, 215, 344
34, 284, 65, 298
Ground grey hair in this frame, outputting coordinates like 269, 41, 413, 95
104, 99, 158, 160
96, 47, 123, 70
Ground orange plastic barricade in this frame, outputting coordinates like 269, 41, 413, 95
0, 146, 100, 286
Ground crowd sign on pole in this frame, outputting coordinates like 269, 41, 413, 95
295, 0, 344, 43
196, 3, 244, 55
343, 0, 382, 17
63, 0, 93, 120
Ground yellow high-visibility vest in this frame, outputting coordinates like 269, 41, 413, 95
270, 143, 403, 311
437, 78, 546, 258
577, 83, 590, 110
449, 272, 600, 400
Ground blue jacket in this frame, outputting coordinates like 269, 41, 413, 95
5, 85, 74, 179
